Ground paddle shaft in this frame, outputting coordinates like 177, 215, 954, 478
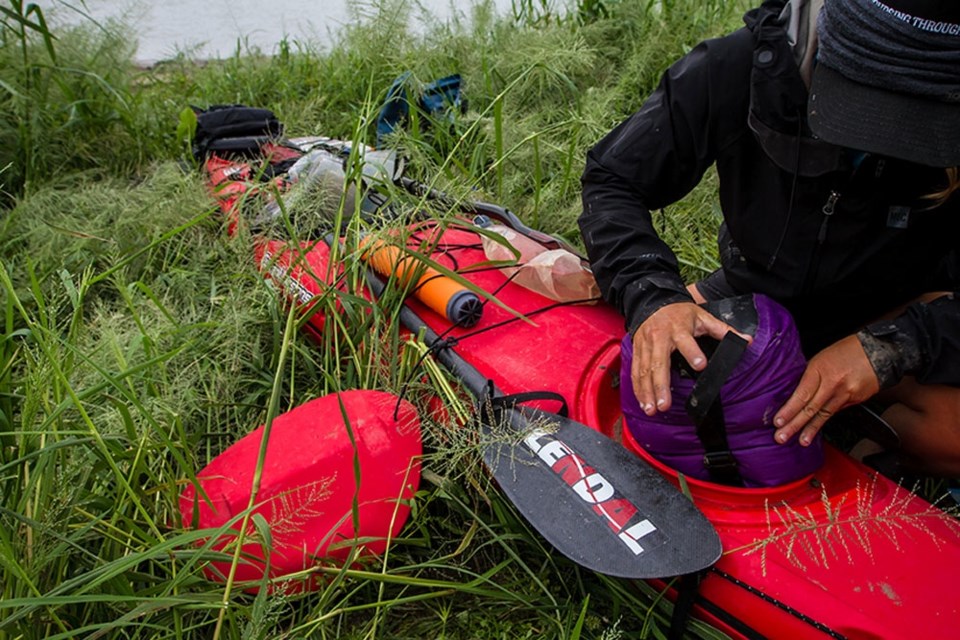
362, 263, 499, 399
397, 177, 586, 259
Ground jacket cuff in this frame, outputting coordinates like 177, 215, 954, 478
624, 273, 695, 335
856, 316, 925, 389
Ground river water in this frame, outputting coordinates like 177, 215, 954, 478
38, 0, 518, 65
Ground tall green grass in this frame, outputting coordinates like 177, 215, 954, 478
2, 0, 750, 637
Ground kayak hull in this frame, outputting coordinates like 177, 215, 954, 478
180, 390, 421, 593
204, 151, 960, 637
326, 223, 960, 638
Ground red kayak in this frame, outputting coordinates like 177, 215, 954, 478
199, 136, 960, 638
179, 390, 422, 592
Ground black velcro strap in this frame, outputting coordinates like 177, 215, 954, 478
488, 390, 569, 418
478, 382, 570, 428
668, 571, 707, 640
685, 332, 749, 486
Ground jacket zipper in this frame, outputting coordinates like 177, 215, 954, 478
817, 190, 840, 244
801, 189, 841, 294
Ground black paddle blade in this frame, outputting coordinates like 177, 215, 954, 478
481, 407, 721, 579
364, 268, 720, 578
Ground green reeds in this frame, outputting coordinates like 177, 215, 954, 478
0, 0, 758, 637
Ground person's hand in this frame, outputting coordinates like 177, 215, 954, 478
773, 335, 881, 446
631, 302, 746, 415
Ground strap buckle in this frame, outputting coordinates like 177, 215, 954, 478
702, 451, 738, 471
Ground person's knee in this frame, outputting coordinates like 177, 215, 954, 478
908, 447, 960, 478
878, 380, 960, 477
895, 421, 960, 477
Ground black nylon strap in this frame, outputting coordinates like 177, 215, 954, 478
698, 404, 741, 486
477, 381, 571, 430
668, 570, 707, 640
485, 389, 569, 418
685, 332, 750, 486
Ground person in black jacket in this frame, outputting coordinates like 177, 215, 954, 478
579, 0, 960, 475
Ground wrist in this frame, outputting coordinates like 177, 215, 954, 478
856, 320, 923, 389
625, 279, 694, 335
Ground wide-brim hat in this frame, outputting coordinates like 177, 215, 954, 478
807, 0, 960, 168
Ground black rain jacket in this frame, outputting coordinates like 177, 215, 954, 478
578, 2, 960, 386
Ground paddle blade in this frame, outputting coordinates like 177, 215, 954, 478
180, 390, 422, 591
483, 408, 721, 579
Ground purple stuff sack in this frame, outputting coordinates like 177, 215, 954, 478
620, 294, 824, 487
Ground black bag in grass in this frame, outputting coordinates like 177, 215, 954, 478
192, 104, 283, 161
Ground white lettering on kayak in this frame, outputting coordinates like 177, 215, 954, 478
523, 428, 658, 555
260, 250, 315, 306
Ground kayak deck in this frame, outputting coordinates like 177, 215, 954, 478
206, 150, 960, 638
387, 222, 960, 639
